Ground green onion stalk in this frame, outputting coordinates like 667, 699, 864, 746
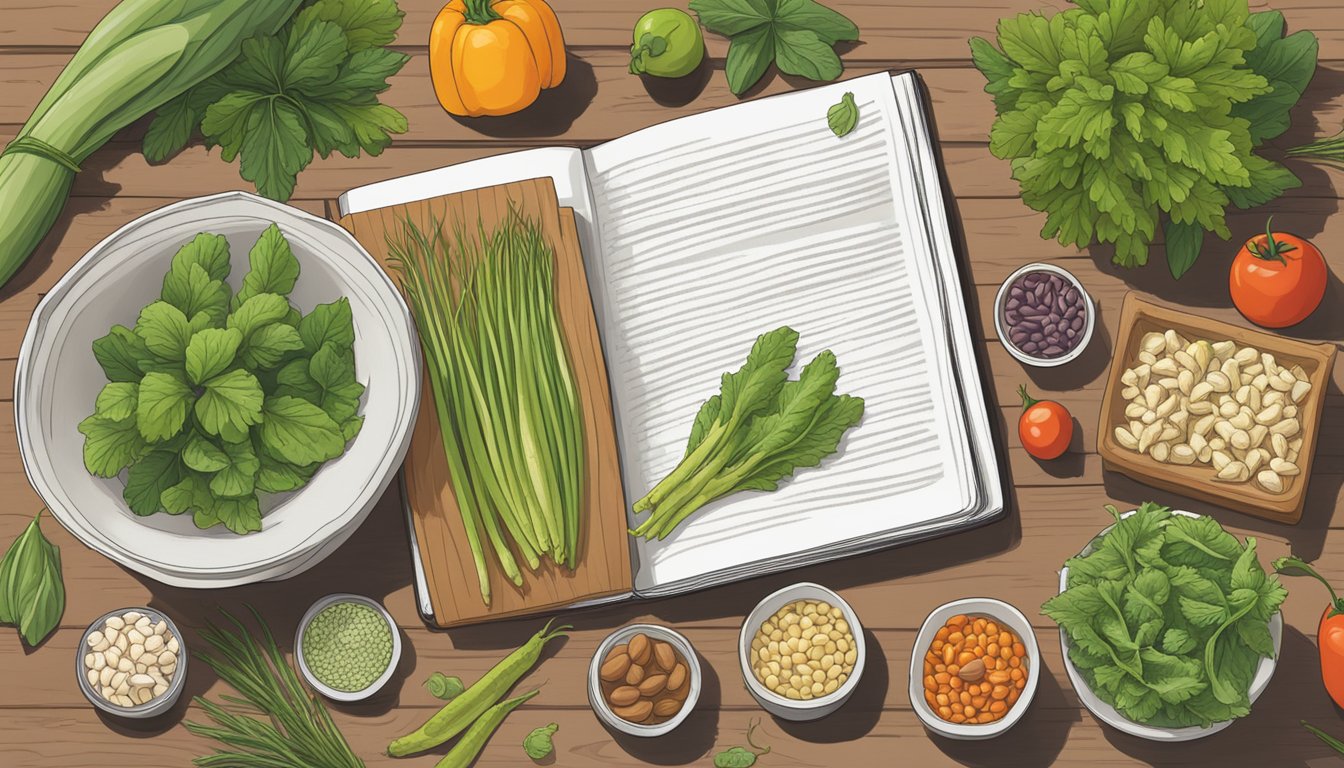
387, 210, 584, 606
0, 0, 299, 287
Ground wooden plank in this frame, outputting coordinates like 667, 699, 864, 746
4, 0, 1344, 61
25, 51, 1340, 151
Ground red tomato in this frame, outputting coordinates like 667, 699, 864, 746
1017, 385, 1072, 460
1230, 219, 1327, 328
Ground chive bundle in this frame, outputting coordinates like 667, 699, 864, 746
387, 209, 584, 605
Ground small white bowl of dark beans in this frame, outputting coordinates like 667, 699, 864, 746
994, 263, 1095, 368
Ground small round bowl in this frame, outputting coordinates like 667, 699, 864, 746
76, 607, 188, 719
739, 582, 866, 721
994, 262, 1095, 368
1058, 509, 1281, 741
295, 593, 402, 702
588, 624, 701, 737
909, 598, 1040, 740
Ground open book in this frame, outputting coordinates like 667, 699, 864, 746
336, 71, 1006, 627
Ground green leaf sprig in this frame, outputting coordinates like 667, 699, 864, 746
78, 225, 365, 535
522, 723, 558, 760
0, 509, 65, 646
827, 91, 859, 137
144, 0, 411, 202
1042, 503, 1287, 728
970, 2, 1317, 278
713, 719, 771, 768
689, 0, 859, 95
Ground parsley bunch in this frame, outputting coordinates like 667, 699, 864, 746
78, 226, 365, 535
1044, 503, 1286, 728
972, 1, 1318, 278
144, 0, 411, 202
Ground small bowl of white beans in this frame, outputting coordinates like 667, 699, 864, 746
77, 607, 187, 718
739, 582, 865, 721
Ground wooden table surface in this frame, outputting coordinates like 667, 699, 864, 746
4, 1, 1344, 766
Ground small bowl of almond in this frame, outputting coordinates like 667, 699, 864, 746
588, 624, 700, 737
76, 607, 187, 718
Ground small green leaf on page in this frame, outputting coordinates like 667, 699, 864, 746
827, 91, 859, 137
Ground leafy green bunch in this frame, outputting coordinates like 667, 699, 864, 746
78, 225, 364, 535
971, 0, 1318, 277
689, 0, 859, 95
145, 0, 411, 202
1043, 503, 1286, 728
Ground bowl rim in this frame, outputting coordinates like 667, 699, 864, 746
993, 262, 1095, 368
15, 191, 421, 584
737, 582, 866, 712
1056, 508, 1281, 740
294, 593, 403, 702
76, 606, 188, 717
908, 597, 1041, 739
588, 624, 702, 737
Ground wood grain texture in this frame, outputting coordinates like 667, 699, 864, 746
2, 0, 1344, 764
339, 179, 633, 627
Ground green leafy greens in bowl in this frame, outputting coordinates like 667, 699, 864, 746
970, 0, 1318, 278
1043, 503, 1286, 729
78, 225, 364, 535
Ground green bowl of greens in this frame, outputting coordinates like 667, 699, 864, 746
1048, 504, 1284, 742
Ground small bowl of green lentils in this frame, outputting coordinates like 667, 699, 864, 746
295, 594, 401, 702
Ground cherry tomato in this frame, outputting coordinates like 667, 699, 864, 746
1017, 385, 1072, 460
1230, 218, 1327, 328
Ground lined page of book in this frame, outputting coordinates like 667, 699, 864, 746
583, 73, 979, 594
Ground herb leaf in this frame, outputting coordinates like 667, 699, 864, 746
692, 0, 858, 95
259, 396, 346, 466
195, 369, 266, 438
522, 722, 558, 760
136, 372, 194, 442
0, 510, 64, 646
236, 224, 301, 308
186, 328, 244, 385
93, 326, 150, 383
124, 450, 183, 516
79, 414, 147, 478
827, 91, 859, 137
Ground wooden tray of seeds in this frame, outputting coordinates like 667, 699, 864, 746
1098, 294, 1336, 524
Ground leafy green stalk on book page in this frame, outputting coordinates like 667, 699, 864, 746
970, 2, 1315, 277
690, 0, 859, 95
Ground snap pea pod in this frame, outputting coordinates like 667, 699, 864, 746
434, 689, 540, 768
388, 619, 569, 756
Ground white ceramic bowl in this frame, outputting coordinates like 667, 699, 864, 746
739, 582, 866, 721
1058, 508, 1281, 742
588, 624, 701, 737
909, 598, 1040, 739
15, 192, 421, 587
294, 594, 402, 702
994, 262, 1095, 368
76, 607, 188, 719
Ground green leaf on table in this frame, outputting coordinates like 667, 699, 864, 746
258, 396, 345, 466
1164, 219, 1205, 280
78, 414, 148, 478
94, 382, 139, 423
691, 0, 857, 95
234, 224, 301, 308
283, 16, 349, 90
194, 369, 265, 437
303, 0, 405, 52
143, 94, 200, 164
299, 298, 356, 354
690, 0, 770, 37
136, 372, 194, 442
186, 328, 243, 385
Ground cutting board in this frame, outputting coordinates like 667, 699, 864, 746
334, 178, 632, 627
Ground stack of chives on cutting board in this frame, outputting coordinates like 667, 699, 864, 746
388, 209, 584, 606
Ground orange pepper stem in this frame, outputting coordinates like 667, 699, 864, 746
1248, 216, 1296, 265
1017, 384, 1039, 410
1274, 556, 1344, 618
462, 0, 501, 25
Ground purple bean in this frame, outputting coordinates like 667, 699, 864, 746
1022, 341, 1039, 353
1043, 345, 1064, 357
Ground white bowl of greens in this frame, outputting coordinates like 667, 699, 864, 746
1049, 504, 1283, 742
15, 192, 420, 587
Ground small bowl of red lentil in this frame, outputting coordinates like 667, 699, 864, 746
909, 598, 1039, 740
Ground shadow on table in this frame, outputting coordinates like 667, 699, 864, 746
1100, 626, 1339, 767
450, 55, 598, 138
114, 488, 418, 728
929, 655, 1076, 767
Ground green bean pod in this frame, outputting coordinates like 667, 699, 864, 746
387, 619, 569, 756
433, 689, 540, 768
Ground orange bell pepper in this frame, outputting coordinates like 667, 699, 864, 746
1274, 556, 1344, 707
429, 0, 566, 117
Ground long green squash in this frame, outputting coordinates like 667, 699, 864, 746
0, 0, 300, 287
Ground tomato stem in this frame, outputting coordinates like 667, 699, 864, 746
1248, 216, 1296, 265
1018, 384, 1039, 410
1274, 555, 1344, 618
